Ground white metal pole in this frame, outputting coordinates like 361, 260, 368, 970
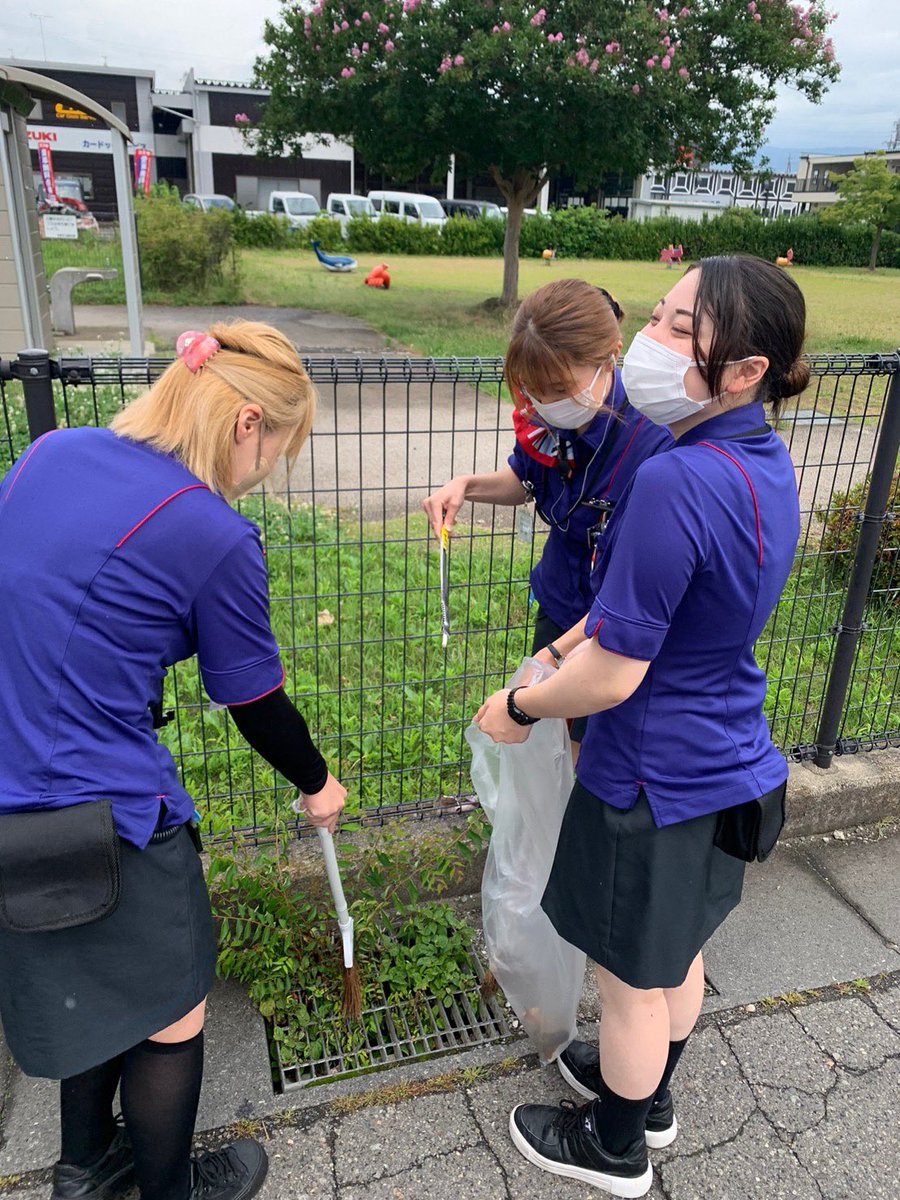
446, 153, 456, 200
110, 129, 144, 356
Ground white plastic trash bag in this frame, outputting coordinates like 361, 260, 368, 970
466, 659, 586, 1064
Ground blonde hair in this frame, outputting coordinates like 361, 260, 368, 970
505, 278, 624, 401
110, 320, 316, 493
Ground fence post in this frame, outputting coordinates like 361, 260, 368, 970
814, 358, 900, 768
12, 349, 57, 441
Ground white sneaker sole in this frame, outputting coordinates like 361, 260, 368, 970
556, 1058, 679, 1150
509, 1107, 654, 1198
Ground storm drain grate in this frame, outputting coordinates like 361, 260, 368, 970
275, 951, 512, 1091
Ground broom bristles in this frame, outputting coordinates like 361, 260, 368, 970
342, 962, 363, 1022
480, 967, 499, 1001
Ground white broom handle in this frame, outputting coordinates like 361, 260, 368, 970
316, 826, 350, 927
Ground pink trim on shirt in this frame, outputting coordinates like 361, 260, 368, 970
223, 664, 287, 708
1, 430, 60, 507
697, 441, 764, 566
115, 485, 209, 549
602, 417, 646, 498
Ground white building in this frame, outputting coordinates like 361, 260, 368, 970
629, 168, 797, 222
792, 150, 900, 213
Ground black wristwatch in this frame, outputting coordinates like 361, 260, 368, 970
507, 687, 541, 726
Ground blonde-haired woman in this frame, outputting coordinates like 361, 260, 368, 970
0, 322, 345, 1200
423, 280, 670, 749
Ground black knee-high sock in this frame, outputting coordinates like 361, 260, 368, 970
59, 1055, 125, 1167
654, 1035, 689, 1102
593, 1072, 655, 1156
120, 1031, 204, 1200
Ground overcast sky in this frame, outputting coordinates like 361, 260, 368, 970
2, 0, 896, 169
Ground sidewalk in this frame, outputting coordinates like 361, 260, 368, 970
1, 826, 898, 1200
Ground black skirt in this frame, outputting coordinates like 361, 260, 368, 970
0, 824, 217, 1079
542, 781, 745, 990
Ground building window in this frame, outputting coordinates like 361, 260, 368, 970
672, 173, 689, 192
110, 101, 128, 125
718, 175, 734, 193
695, 174, 711, 193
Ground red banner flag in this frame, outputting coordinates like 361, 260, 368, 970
133, 148, 153, 196
37, 139, 60, 206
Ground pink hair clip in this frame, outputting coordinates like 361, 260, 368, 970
176, 330, 221, 373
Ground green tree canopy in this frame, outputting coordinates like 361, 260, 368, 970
254, 0, 839, 305
824, 152, 900, 271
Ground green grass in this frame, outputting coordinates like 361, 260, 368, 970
238, 250, 900, 358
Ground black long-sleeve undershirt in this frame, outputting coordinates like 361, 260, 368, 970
227, 687, 329, 795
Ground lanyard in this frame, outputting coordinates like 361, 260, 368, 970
534, 403, 626, 532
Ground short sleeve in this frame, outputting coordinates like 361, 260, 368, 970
508, 440, 534, 483
191, 527, 284, 705
585, 457, 708, 661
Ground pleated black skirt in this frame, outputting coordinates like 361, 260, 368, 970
542, 781, 745, 989
0, 824, 217, 1079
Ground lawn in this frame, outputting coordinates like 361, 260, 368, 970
238, 250, 900, 358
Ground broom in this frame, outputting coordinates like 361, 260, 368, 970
316, 826, 363, 1021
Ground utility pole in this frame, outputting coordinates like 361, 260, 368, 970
887, 119, 900, 152
29, 12, 49, 60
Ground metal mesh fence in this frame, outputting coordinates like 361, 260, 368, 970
1, 351, 898, 840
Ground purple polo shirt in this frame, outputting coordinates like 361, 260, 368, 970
0, 427, 285, 848
508, 370, 671, 629
576, 401, 800, 826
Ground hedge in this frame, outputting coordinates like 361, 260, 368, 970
231, 204, 899, 269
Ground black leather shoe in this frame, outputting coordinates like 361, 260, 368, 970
557, 1040, 679, 1149
509, 1099, 653, 1197
190, 1139, 268, 1200
51, 1127, 134, 1200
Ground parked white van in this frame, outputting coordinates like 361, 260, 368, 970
367, 191, 447, 227
325, 193, 376, 230
246, 191, 322, 229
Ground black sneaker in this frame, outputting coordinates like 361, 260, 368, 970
557, 1040, 678, 1150
190, 1140, 268, 1200
51, 1127, 134, 1200
509, 1099, 653, 1198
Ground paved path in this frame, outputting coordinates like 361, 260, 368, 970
1, 825, 898, 1199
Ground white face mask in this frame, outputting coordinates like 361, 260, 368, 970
621, 332, 714, 426
521, 363, 611, 430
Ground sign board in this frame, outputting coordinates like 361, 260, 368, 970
42, 213, 79, 240
27, 126, 153, 155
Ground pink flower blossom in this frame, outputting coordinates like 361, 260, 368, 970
304, 16, 311, 34
661, 55, 671, 68
547, 32, 563, 43
333, 24, 341, 33
530, 8, 546, 27
590, 58, 600, 72
385, 39, 395, 50
492, 24, 499, 32
362, 41, 369, 50
378, 22, 390, 33
576, 35, 586, 45
340, 67, 356, 77
678, 66, 689, 78
341, 20, 349, 30
351, 46, 361, 57
502, 20, 510, 30
646, 57, 656, 68
362, 10, 370, 18
662, 35, 671, 46
438, 56, 452, 73
747, 1, 757, 11
454, 53, 465, 65
679, 4, 690, 13
657, 7, 669, 19
632, 83, 641, 93
575, 48, 589, 65
234, 112, 250, 123
753, 11, 762, 18
355, 19, 361, 27
605, 41, 620, 53
824, 37, 835, 60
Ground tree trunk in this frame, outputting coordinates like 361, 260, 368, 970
869, 224, 883, 272
500, 196, 525, 309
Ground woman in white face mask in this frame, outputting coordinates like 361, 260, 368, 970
474, 256, 809, 1197
0, 321, 346, 1200
422, 279, 671, 753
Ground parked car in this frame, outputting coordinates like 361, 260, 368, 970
245, 191, 322, 230
182, 194, 236, 212
499, 206, 539, 218
439, 198, 504, 220
35, 177, 100, 232
367, 190, 447, 227
325, 193, 376, 230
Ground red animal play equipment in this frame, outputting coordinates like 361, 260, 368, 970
364, 263, 391, 289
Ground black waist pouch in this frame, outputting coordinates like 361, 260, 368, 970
713, 782, 786, 864
0, 800, 122, 933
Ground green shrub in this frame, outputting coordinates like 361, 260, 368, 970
344, 214, 442, 255
818, 473, 900, 602
304, 214, 345, 253
439, 214, 506, 257
231, 208, 292, 249
134, 185, 236, 292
